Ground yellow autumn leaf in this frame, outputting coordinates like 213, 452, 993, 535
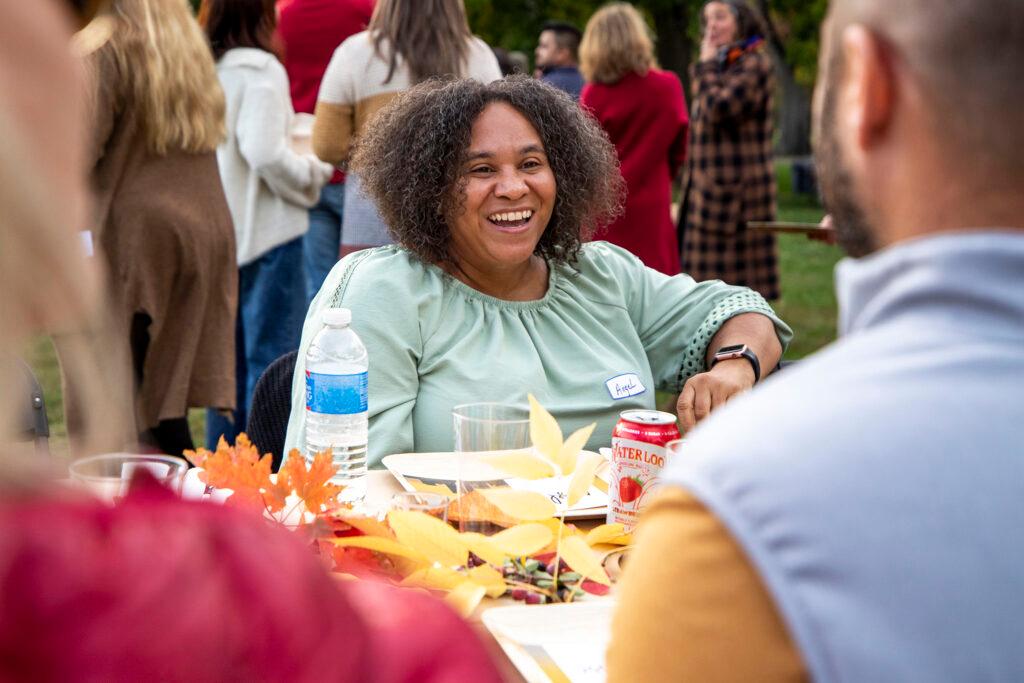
480, 487, 557, 521
460, 532, 509, 567
400, 566, 466, 592
479, 450, 556, 479
489, 523, 554, 557
536, 517, 579, 554
329, 535, 428, 563
558, 535, 612, 586
557, 424, 595, 474
566, 450, 603, 507
387, 509, 468, 568
528, 394, 563, 464
446, 580, 487, 618
585, 523, 629, 546
408, 479, 457, 499
468, 564, 508, 598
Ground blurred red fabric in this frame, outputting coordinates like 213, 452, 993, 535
0, 480, 503, 683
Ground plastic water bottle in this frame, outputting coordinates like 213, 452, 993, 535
304, 307, 368, 502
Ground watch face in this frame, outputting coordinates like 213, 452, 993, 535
716, 344, 747, 356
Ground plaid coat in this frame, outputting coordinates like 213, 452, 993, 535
680, 46, 779, 299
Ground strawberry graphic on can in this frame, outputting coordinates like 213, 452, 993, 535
608, 410, 681, 531
618, 475, 644, 504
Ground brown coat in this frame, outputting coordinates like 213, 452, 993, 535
87, 45, 237, 430
680, 47, 779, 300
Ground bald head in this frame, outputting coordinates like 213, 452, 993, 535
824, 0, 1024, 178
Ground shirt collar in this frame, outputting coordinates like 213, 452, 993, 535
835, 230, 1024, 336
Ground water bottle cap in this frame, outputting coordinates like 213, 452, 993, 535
322, 307, 351, 327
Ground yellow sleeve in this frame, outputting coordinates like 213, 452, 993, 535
607, 487, 807, 682
312, 101, 354, 166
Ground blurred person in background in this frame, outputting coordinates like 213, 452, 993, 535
67, 0, 239, 456
679, 0, 779, 299
534, 20, 584, 100
0, 0, 113, 458
277, 0, 375, 305
311, 0, 501, 260
201, 0, 334, 449
0, 8, 506, 681
487, 46, 520, 76
580, 2, 689, 276
609, 0, 1024, 679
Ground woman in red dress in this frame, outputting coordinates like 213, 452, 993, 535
580, 2, 689, 276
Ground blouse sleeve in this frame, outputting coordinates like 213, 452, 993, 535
691, 50, 773, 126
312, 40, 358, 165
594, 243, 791, 392
284, 249, 424, 467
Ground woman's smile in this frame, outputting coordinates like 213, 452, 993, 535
486, 208, 535, 230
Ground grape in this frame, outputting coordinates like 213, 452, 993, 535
525, 592, 545, 605
511, 588, 527, 601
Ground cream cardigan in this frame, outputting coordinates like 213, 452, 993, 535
216, 48, 333, 266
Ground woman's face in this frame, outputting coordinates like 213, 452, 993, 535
448, 102, 557, 273
703, 2, 739, 48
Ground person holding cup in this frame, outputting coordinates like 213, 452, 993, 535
284, 76, 791, 467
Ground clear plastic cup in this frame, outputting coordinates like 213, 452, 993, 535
68, 453, 188, 502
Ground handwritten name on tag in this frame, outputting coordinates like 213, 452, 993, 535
605, 373, 646, 400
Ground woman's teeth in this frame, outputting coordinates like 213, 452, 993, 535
488, 209, 533, 226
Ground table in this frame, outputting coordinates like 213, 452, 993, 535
364, 469, 616, 683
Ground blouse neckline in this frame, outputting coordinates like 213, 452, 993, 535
425, 257, 563, 311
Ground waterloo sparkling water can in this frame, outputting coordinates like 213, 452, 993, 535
608, 410, 681, 531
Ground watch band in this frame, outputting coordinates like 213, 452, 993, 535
710, 344, 761, 383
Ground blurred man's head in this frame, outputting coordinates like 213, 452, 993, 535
535, 21, 582, 71
813, 0, 1024, 257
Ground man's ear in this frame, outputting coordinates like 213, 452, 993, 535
840, 25, 896, 151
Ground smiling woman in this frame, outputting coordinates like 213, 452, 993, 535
283, 77, 792, 467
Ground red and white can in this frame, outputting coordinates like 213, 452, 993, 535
608, 410, 681, 531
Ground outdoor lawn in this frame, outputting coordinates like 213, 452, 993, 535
26, 162, 834, 456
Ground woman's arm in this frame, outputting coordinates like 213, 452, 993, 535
677, 312, 783, 432
312, 41, 357, 166
236, 83, 332, 207
692, 51, 772, 126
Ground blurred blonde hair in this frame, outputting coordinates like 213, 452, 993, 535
579, 2, 658, 85
103, 0, 224, 154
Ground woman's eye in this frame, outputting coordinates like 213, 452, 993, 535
469, 165, 493, 174
522, 159, 542, 170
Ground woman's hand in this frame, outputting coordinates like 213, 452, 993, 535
700, 31, 719, 62
676, 358, 756, 433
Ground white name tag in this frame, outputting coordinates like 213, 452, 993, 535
605, 373, 646, 400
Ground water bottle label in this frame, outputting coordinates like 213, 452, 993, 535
305, 371, 368, 415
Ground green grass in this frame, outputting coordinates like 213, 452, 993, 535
772, 160, 837, 359
26, 161, 835, 454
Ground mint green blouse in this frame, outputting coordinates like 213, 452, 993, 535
284, 242, 791, 467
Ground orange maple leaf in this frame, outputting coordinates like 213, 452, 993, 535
186, 434, 281, 513
277, 448, 343, 514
